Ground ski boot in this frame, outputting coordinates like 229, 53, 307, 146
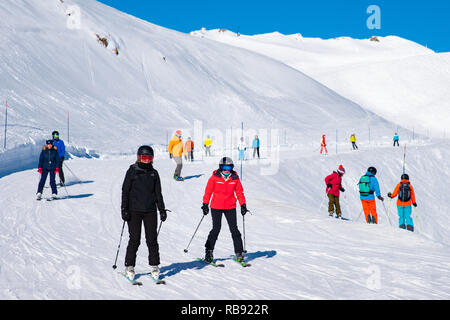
329, 211, 334, 217
174, 175, 184, 182
125, 266, 135, 281
406, 225, 414, 232
336, 213, 342, 220
50, 194, 57, 200
36, 193, 42, 200
400, 224, 406, 229
204, 250, 214, 264
236, 252, 245, 263
150, 265, 160, 279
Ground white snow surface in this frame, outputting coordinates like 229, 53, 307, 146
1, 144, 449, 299
191, 29, 450, 136
0, 0, 449, 300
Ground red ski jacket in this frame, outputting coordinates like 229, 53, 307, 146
203, 170, 246, 210
324, 171, 343, 197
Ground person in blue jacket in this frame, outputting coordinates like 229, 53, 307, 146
52, 131, 66, 186
359, 167, 384, 224
252, 135, 260, 159
36, 140, 61, 200
393, 133, 400, 147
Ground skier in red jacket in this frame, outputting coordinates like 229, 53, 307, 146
320, 134, 328, 155
202, 157, 249, 263
324, 165, 346, 218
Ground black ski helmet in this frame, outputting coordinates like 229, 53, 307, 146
137, 145, 154, 156
401, 173, 409, 180
368, 167, 377, 175
219, 157, 234, 171
52, 131, 59, 138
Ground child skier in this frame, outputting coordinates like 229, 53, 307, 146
324, 165, 346, 219
358, 167, 384, 224
320, 134, 328, 155
121, 146, 168, 281
387, 174, 417, 232
237, 137, 247, 161
36, 140, 60, 200
51, 131, 66, 186
202, 157, 249, 263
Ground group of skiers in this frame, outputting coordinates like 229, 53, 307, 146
36, 131, 66, 200
121, 144, 250, 281
320, 133, 401, 154
324, 165, 418, 232
167, 131, 261, 181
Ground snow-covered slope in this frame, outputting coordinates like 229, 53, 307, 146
1, 144, 449, 299
0, 0, 397, 163
191, 29, 450, 136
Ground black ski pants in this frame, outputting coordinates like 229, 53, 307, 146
205, 209, 243, 254
125, 211, 160, 267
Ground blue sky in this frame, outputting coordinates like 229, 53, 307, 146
98, 0, 449, 52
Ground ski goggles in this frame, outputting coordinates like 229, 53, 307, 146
221, 165, 233, 171
53, 134, 59, 138
139, 155, 154, 162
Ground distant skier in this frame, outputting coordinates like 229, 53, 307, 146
387, 174, 417, 232
168, 130, 186, 181
202, 157, 249, 263
36, 140, 60, 200
324, 165, 346, 219
185, 137, 194, 162
237, 137, 247, 161
350, 133, 358, 150
393, 133, 400, 147
358, 167, 384, 224
320, 134, 328, 155
51, 131, 66, 186
121, 146, 168, 281
252, 135, 260, 159
204, 135, 213, 157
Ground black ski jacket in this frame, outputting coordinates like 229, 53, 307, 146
121, 163, 165, 213
38, 146, 60, 171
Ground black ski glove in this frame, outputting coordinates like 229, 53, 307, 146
377, 196, 384, 202
413, 203, 417, 207
61, 156, 64, 161
160, 209, 168, 222
387, 192, 392, 198
202, 203, 209, 215
339, 187, 345, 192
241, 204, 249, 216
326, 184, 332, 189
121, 209, 131, 222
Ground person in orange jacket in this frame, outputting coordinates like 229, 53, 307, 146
320, 134, 328, 155
185, 137, 194, 162
387, 174, 417, 232
168, 130, 186, 181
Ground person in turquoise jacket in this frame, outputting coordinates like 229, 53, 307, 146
393, 133, 399, 147
252, 135, 260, 159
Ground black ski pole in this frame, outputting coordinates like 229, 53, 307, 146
112, 221, 126, 270
64, 162, 81, 182
243, 214, 247, 254
157, 209, 171, 237
183, 215, 205, 253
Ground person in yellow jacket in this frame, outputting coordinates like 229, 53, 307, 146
168, 130, 186, 181
204, 135, 213, 157
350, 133, 358, 150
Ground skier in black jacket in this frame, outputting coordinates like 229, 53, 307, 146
36, 140, 60, 200
121, 146, 167, 281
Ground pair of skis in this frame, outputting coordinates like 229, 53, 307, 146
197, 257, 251, 268
119, 272, 166, 286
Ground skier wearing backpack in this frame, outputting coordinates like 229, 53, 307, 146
324, 165, 346, 219
358, 167, 384, 224
121, 146, 168, 281
387, 174, 417, 232
36, 140, 61, 200
202, 157, 249, 264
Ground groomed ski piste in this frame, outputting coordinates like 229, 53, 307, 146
0, 0, 449, 299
